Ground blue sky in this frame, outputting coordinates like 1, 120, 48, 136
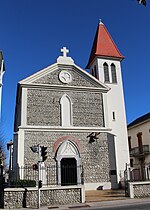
0, 0, 150, 144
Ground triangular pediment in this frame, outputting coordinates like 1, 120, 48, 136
19, 62, 109, 92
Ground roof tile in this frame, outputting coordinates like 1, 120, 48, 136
86, 22, 124, 68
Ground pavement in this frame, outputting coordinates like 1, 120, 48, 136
11, 190, 150, 210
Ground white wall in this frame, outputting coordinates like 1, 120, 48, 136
90, 58, 130, 184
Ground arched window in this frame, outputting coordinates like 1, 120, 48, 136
111, 63, 117, 83
60, 94, 73, 127
103, 62, 109, 82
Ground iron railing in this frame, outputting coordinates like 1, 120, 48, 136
130, 145, 150, 157
9, 165, 84, 187
124, 163, 150, 182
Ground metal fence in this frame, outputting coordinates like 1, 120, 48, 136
124, 163, 150, 182
9, 165, 84, 187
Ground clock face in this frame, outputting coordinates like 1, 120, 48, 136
59, 70, 72, 83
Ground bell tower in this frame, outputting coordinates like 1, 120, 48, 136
0, 51, 5, 120
86, 21, 130, 188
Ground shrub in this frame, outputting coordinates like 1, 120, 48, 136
10, 179, 36, 187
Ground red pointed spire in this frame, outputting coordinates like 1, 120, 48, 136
86, 21, 124, 68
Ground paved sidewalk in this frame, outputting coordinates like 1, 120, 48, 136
52, 198, 150, 209
12, 198, 150, 210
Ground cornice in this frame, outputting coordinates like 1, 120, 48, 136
17, 125, 111, 133
20, 83, 109, 93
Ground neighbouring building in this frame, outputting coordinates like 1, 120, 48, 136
12, 21, 129, 191
127, 112, 150, 181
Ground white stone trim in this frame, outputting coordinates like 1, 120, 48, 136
128, 181, 150, 199
20, 83, 109, 93
81, 185, 85, 203
4, 188, 26, 192
19, 61, 110, 90
60, 94, 73, 127
4, 185, 84, 192
21, 88, 27, 126
17, 130, 24, 178
18, 126, 111, 132
84, 182, 111, 190
57, 56, 74, 65
128, 182, 134, 198
102, 93, 109, 128
55, 140, 81, 185
59, 70, 72, 83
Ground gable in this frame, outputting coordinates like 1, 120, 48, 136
19, 63, 109, 92
128, 112, 150, 129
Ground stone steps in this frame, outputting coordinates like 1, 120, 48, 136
85, 189, 126, 202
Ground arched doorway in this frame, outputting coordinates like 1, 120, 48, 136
55, 140, 81, 186
61, 158, 77, 186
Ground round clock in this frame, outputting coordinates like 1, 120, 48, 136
59, 70, 72, 84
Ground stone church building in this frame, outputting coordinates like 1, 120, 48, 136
12, 21, 129, 191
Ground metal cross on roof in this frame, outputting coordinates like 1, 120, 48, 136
61, 47, 69, 57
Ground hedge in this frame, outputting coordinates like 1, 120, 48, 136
10, 179, 36, 187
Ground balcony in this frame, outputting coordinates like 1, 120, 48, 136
130, 145, 150, 157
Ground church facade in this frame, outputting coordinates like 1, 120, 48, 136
12, 21, 129, 190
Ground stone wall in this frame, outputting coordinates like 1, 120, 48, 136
0, 173, 4, 208
3, 186, 83, 209
24, 131, 110, 184
27, 89, 104, 127
33, 66, 102, 88
4, 188, 24, 209
128, 181, 150, 198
